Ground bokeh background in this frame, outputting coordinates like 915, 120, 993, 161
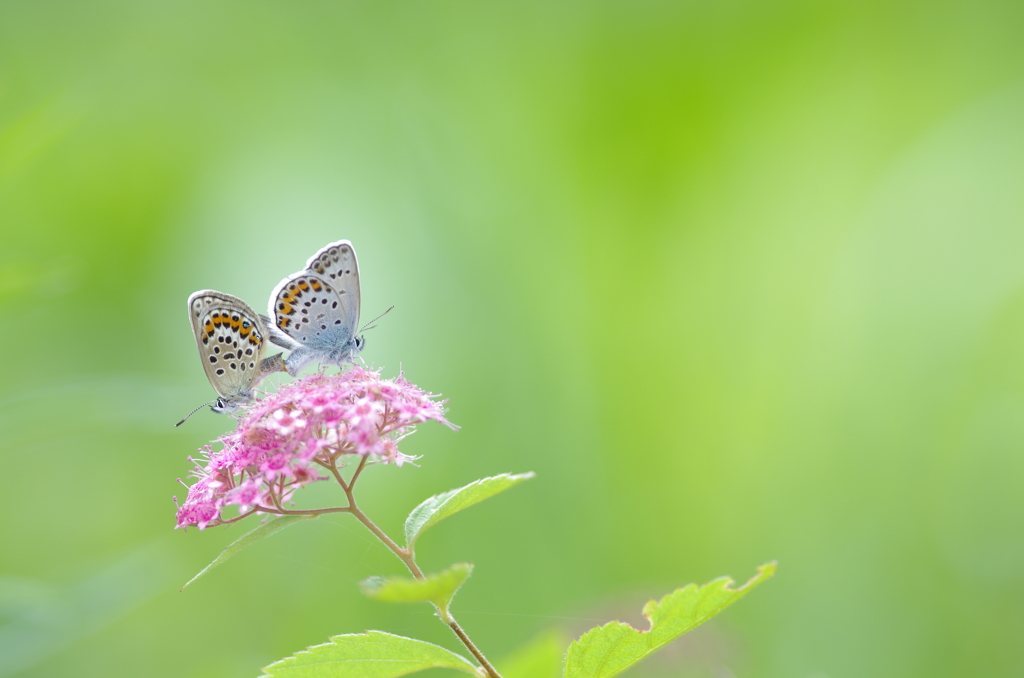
3, 1, 1024, 676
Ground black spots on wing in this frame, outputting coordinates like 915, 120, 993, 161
249, 362, 255, 369
224, 352, 235, 359
245, 348, 253, 356
335, 319, 341, 324
209, 355, 217, 363
332, 301, 338, 309
344, 269, 351, 275
214, 346, 221, 354
320, 324, 327, 330
202, 336, 209, 345
216, 368, 225, 376
321, 298, 328, 305
229, 363, 237, 370
218, 336, 225, 343
240, 362, 246, 371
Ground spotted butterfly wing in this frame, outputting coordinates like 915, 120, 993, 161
267, 240, 363, 375
188, 290, 284, 413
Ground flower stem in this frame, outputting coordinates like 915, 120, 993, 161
349, 504, 410, 564
348, 454, 369, 489
338, 464, 503, 678
258, 506, 350, 516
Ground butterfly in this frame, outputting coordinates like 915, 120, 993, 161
264, 238, 380, 376
177, 290, 285, 425
263, 240, 365, 375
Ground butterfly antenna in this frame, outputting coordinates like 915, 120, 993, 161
175, 400, 217, 427
359, 305, 395, 333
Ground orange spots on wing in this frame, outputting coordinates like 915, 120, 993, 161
310, 279, 322, 291
298, 280, 309, 291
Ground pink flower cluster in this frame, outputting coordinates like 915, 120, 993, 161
176, 367, 454, 529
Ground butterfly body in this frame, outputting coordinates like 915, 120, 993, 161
187, 290, 285, 413
267, 240, 364, 375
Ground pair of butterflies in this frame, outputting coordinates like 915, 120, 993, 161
180, 240, 366, 425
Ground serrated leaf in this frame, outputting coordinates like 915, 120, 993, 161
180, 515, 317, 591
500, 632, 565, 678
563, 562, 777, 678
360, 563, 473, 610
404, 472, 535, 548
260, 630, 481, 678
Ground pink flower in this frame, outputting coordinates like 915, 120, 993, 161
175, 366, 455, 529
269, 408, 307, 435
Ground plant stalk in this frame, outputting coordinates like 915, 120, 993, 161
338, 459, 503, 678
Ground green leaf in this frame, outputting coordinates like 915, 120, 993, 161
260, 630, 481, 678
180, 514, 317, 591
563, 562, 777, 678
360, 563, 473, 610
500, 632, 566, 678
404, 472, 535, 548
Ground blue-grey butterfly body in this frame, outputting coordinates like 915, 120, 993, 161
265, 240, 364, 375
187, 290, 285, 414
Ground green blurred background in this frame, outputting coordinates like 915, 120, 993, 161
3, 1, 1024, 676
